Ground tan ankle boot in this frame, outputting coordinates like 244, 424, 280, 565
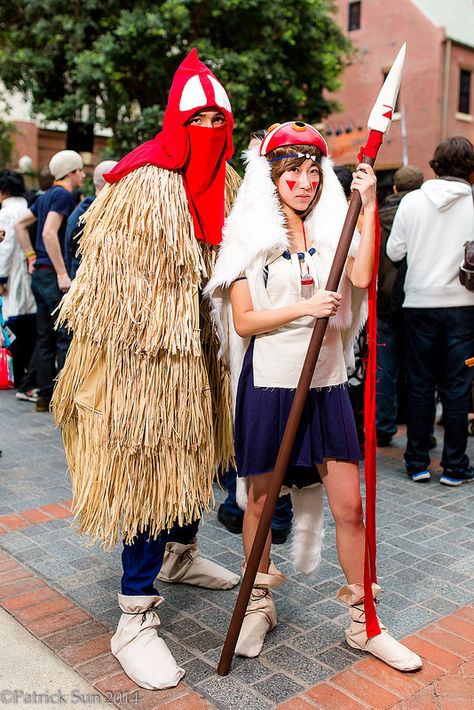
157, 539, 240, 589
337, 584, 422, 672
235, 562, 285, 658
110, 594, 185, 689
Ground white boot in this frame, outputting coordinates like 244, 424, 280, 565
111, 594, 185, 690
157, 539, 239, 589
235, 562, 285, 658
337, 584, 422, 672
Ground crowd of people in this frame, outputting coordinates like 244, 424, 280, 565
0, 48, 473, 693
0, 156, 118, 408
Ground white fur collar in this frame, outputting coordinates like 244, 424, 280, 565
207, 146, 360, 304
205, 146, 368, 389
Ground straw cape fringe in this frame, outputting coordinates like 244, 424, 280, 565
52, 163, 241, 547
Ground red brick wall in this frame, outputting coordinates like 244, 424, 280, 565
37, 129, 110, 174
11, 121, 39, 168
37, 128, 67, 171
326, 0, 454, 176
11, 123, 110, 176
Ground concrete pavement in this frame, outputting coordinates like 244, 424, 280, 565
0, 606, 103, 708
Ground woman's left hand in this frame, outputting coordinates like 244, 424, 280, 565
351, 163, 377, 209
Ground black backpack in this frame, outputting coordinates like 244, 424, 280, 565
459, 186, 474, 291
460, 240, 474, 291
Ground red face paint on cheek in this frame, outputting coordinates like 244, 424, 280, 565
286, 180, 296, 191
312, 182, 319, 191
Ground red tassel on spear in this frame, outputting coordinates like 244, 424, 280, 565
217, 43, 407, 675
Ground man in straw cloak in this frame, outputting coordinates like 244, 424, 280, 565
52, 49, 241, 690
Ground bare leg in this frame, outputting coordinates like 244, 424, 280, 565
242, 472, 273, 573
318, 460, 422, 671
317, 459, 365, 584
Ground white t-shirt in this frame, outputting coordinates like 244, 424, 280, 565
253, 251, 347, 389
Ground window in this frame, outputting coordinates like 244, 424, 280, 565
459, 69, 471, 114
348, 2, 361, 31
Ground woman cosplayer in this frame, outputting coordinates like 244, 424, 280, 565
207, 122, 422, 672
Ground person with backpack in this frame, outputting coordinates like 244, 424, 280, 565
387, 137, 474, 486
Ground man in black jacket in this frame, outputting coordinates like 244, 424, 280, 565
376, 165, 423, 446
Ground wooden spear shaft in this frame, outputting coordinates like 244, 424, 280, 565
217, 154, 376, 676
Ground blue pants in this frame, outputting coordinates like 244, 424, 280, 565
404, 307, 474, 472
376, 316, 403, 437
221, 468, 293, 530
121, 519, 200, 596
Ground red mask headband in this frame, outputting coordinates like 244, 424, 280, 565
260, 121, 328, 158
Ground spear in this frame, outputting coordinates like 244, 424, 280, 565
217, 43, 407, 676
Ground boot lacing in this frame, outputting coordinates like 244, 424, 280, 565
350, 597, 379, 624
177, 549, 197, 563
122, 603, 159, 626
249, 587, 270, 603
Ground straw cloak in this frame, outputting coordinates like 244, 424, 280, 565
52, 162, 241, 547
205, 147, 368, 575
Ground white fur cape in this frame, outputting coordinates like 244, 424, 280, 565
204, 146, 368, 576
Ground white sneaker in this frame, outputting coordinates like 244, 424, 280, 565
16, 389, 38, 403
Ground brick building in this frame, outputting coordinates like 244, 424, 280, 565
3, 88, 110, 177
325, 0, 474, 186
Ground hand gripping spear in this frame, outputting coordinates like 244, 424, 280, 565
217, 43, 407, 676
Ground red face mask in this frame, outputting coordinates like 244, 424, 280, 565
181, 124, 227, 246
104, 49, 234, 245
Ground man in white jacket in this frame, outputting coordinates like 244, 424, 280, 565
387, 136, 474, 486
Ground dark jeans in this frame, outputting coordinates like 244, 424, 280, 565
16, 343, 38, 393
376, 315, 404, 437
121, 518, 200, 596
221, 467, 293, 531
404, 307, 474, 472
6, 314, 36, 388
31, 269, 72, 399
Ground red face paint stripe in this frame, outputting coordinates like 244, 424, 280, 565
312, 182, 319, 190
286, 180, 296, 191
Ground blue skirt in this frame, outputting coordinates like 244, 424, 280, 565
234, 339, 362, 485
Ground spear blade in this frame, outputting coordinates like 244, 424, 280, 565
368, 43, 406, 135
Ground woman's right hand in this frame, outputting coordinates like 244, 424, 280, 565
303, 289, 342, 318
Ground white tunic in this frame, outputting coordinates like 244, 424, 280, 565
253, 250, 347, 390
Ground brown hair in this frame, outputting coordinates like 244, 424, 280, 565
266, 143, 324, 218
394, 165, 423, 192
38, 165, 54, 192
429, 136, 474, 180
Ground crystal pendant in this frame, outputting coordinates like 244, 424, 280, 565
301, 274, 314, 300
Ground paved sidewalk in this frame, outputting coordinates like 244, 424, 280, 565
0, 388, 473, 709
0, 606, 103, 708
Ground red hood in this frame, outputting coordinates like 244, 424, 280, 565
105, 48, 234, 183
